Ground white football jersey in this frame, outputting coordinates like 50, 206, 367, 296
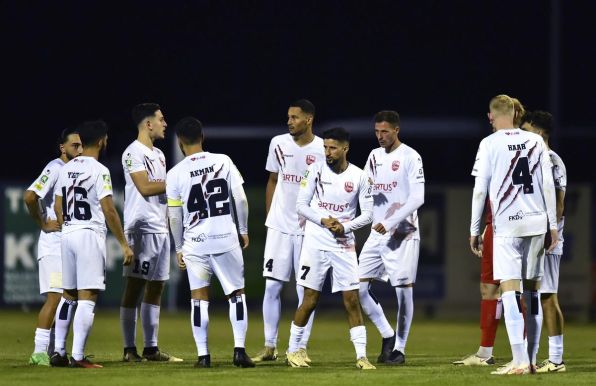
55, 156, 113, 234
122, 140, 167, 233
265, 134, 325, 235
298, 162, 372, 251
166, 152, 244, 255
365, 144, 425, 239
550, 150, 567, 255
27, 158, 65, 260
472, 129, 555, 237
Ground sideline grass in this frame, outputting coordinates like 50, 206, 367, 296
1, 309, 594, 385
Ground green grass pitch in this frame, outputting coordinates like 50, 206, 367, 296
1, 309, 595, 385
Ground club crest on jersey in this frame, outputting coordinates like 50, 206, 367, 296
306, 155, 316, 165
344, 181, 354, 193
392, 181, 397, 187
392, 160, 400, 171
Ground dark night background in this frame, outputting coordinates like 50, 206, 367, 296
2, 0, 595, 184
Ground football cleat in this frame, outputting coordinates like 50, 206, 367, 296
286, 351, 309, 368
535, 359, 566, 373
123, 347, 144, 362
194, 354, 211, 368
452, 354, 495, 366
297, 348, 312, 364
142, 347, 183, 362
490, 362, 530, 375
69, 356, 103, 368
384, 349, 405, 365
49, 351, 69, 367
29, 352, 50, 366
251, 346, 278, 362
377, 334, 396, 363
356, 357, 376, 370
233, 347, 255, 368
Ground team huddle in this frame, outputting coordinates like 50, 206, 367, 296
23, 96, 566, 375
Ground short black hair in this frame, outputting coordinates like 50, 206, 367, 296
521, 110, 553, 136
175, 116, 203, 144
289, 99, 315, 117
374, 110, 400, 128
322, 127, 350, 144
58, 127, 78, 145
132, 103, 161, 127
77, 120, 108, 147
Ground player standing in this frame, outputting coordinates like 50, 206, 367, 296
120, 103, 181, 362
521, 111, 567, 373
253, 99, 324, 363
25, 129, 82, 366
167, 117, 254, 368
357, 110, 425, 365
54, 120, 134, 368
285, 127, 375, 369
470, 95, 558, 375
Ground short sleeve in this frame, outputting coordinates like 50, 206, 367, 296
552, 155, 567, 192
472, 139, 491, 178
230, 159, 245, 189
358, 170, 373, 207
27, 161, 61, 199
96, 166, 113, 200
123, 148, 146, 174
166, 168, 182, 206
265, 138, 281, 173
53, 168, 67, 198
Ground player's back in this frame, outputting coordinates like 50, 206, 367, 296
57, 156, 112, 234
478, 129, 550, 237
167, 152, 243, 254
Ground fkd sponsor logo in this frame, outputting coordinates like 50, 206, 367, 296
306, 155, 316, 165
508, 211, 524, 221
344, 181, 354, 193
192, 233, 207, 242
392, 160, 400, 171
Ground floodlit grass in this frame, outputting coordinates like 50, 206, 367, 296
1, 309, 595, 385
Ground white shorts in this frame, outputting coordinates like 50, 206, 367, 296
540, 253, 561, 293
262, 228, 303, 282
358, 235, 419, 286
123, 233, 171, 281
61, 229, 107, 291
38, 254, 63, 294
184, 246, 245, 296
493, 235, 545, 281
297, 246, 360, 293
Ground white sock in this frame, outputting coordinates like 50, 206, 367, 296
349, 325, 367, 359
359, 282, 393, 338
228, 294, 247, 348
72, 300, 95, 361
296, 284, 315, 349
523, 290, 542, 365
191, 299, 209, 356
548, 335, 564, 364
54, 297, 76, 356
477, 346, 493, 358
288, 322, 305, 353
141, 302, 160, 348
120, 306, 137, 348
33, 328, 51, 354
263, 279, 282, 348
501, 291, 528, 367
395, 287, 414, 353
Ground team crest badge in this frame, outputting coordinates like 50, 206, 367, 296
306, 155, 316, 165
392, 181, 397, 187
344, 181, 354, 193
392, 160, 400, 171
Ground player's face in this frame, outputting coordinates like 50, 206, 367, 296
287, 107, 311, 137
487, 112, 496, 132
324, 138, 348, 167
521, 122, 543, 137
61, 133, 82, 160
149, 110, 167, 140
374, 121, 399, 149
99, 135, 108, 155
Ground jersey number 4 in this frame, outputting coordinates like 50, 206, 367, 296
187, 178, 231, 219
61, 186, 92, 221
512, 157, 534, 194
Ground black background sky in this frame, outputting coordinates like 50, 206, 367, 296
3, 1, 595, 183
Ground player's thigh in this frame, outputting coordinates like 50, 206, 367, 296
297, 246, 329, 292
263, 228, 296, 282
74, 229, 107, 291
358, 236, 385, 280
382, 239, 419, 286
330, 250, 359, 293
61, 233, 78, 290
492, 236, 523, 281
540, 253, 560, 293
522, 234, 545, 281
184, 253, 213, 291
211, 247, 245, 296
124, 233, 170, 281
38, 254, 63, 295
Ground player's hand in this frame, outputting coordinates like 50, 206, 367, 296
373, 223, 387, 235
546, 228, 559, 254
470, 235, 482, 258
321, 216, 339, 229
122, 245, 134, 266
240, 234, 249, 249
176, 252, 186, 270
42, 220, 61, 233
328, 222, 345, 236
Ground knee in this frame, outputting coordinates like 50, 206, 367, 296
264, 280, 282, 301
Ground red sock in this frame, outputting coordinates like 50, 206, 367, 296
480, 299, 499, 347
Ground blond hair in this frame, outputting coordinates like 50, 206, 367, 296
511, 97, 526, 127
489, 94, 515, 118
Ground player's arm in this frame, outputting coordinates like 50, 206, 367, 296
167, 200, 185, 269
54, 193, 64, 226
469, 177, 488, 257
555, 189, 565, 223
341, 174, 373, 235
100, 195, 133, 266
129, 170, 166, 197
232, 183, 250, 249
265, 172, 278, 215
376, 182, 424, 234
540, 147, 558, 253
24, 190, 60, 232
296, 166, 325, 227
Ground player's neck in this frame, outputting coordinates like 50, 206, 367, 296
184, 144, 204, 156
137, 131, 154, 149
59, 154, 69, 163
329, 159, 348, 174
385, 139, 402, 153
293, 129, 315, 146
493, 119, 515, 131
81, 148, 100, 160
